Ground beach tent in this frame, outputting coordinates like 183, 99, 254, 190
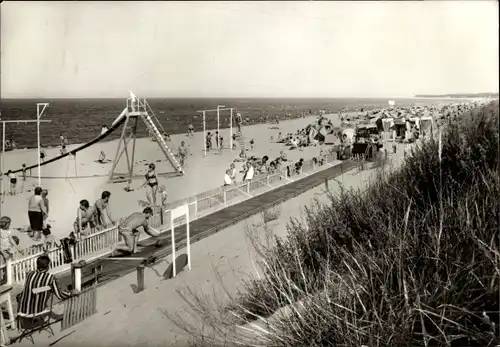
382, 118, 394, 132
419, 116, 434, 135
392, 119, 406, 138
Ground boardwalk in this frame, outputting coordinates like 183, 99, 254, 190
57, 160, 359, 289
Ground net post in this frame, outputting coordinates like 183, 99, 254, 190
229, 108, 233, 151
136, 264, 145, 292
171, 215, 176, 277
186, 207, 191, 270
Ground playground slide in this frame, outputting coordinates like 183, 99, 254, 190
9, 116, 127, 175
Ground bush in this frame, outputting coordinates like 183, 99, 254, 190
261, 205, 282, 224
170, 102, 499, 347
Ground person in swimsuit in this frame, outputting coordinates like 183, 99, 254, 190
73, 200, 95, 237
111, 207, 160, 256
188, 123, 194, 137
94, 191, 114, 229
141, 163, 158, 206
7, 170, 17, 195
40, 146, 46, 162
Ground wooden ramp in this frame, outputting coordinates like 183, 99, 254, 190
56, 160, 359, 290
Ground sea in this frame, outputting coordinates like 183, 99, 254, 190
0, 97, 446, 149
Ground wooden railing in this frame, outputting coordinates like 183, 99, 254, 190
4, 151, 340, 285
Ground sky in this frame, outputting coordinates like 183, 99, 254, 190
1, 1, 498, 98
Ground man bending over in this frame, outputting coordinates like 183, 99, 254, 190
111, 207, 160, 257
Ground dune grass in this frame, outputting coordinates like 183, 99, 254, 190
168, 101, 499, 346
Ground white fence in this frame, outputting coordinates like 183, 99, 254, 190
2, 152, 341, 286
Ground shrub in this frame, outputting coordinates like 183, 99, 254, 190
261, 205, 282, 224
170, 101, 499, 347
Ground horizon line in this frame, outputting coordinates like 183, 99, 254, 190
1, 93, 498, 100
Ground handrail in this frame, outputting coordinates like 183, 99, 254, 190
9, 150, 340, 284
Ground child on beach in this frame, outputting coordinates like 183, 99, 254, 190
224, 169, 233, 186
159, 186, 168, 209
98, 151, 107, 163
21, 164, 27, 181
250, 139, 255, 150
0, 217, 23, 257
206, 132, 213, 151
188, 123, 194, 137
219, 135, 224, 150
7, 170, 17, 195
178, 141, 188, 167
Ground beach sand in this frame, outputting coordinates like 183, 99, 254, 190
2, 112, 344, 241
8, 140, 409, 347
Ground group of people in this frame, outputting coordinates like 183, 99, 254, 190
3, 139, 17, 151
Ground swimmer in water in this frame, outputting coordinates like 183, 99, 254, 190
111, 207, 161, 256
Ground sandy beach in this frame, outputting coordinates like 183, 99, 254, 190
7, 139, 409, 347
1, 112, 344, 241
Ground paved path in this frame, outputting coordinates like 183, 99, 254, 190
57, 160, 359, 290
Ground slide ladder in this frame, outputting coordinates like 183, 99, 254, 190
130, 98, 183, 174
140, 110, 184, 174
236, 130, 246, 151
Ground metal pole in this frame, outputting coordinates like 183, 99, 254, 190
216, 105, 225, 150
229, 108, 233, 151
0, 122, 4, 217
186, 209, 191, 270
203, 111, 206, 157
37, 105, 41, 187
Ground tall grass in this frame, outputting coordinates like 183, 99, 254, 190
167, 101, 499, 346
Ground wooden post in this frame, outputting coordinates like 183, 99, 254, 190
136, 265, 145, 292
246, 181, 250, 194
70, 244, 76, 263
160, 207, 164, 225
223, 190, 227, 204
5, 257, 12, 285
324, 177, 329, 191
127, 116, 139, 182
71, 262, 84, 292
